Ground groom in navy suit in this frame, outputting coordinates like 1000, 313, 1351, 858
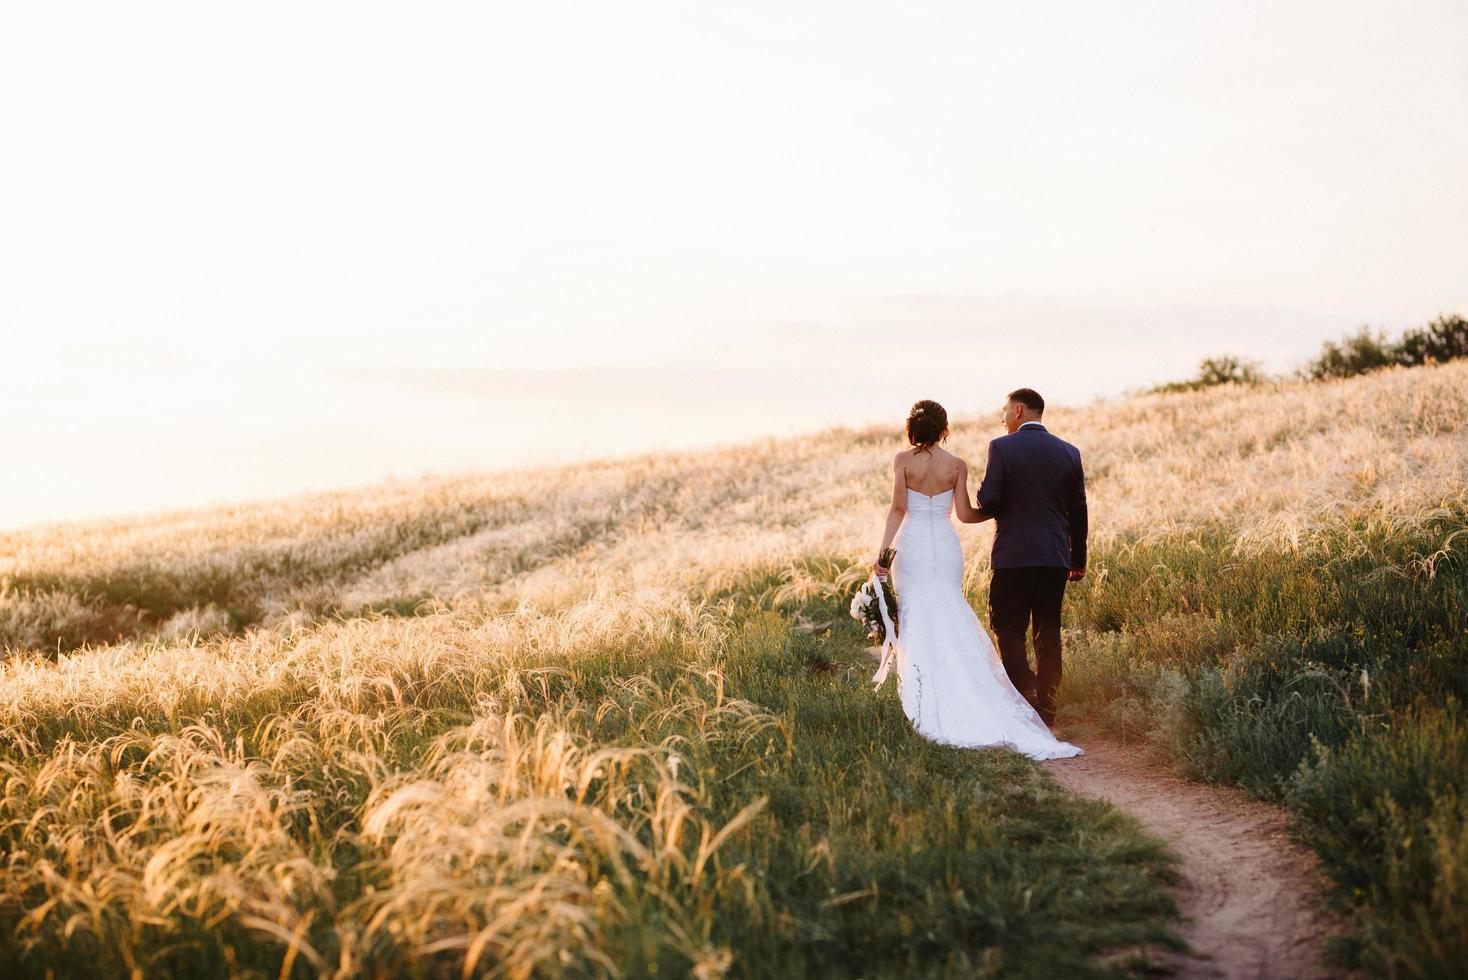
971, 388, 1088, 726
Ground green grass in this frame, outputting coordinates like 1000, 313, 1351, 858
1059, 509, 1468, 977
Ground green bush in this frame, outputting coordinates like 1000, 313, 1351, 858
1178, 637, 1366, 797
1150, 355, 1265, 393
1305, 314, 1468, 381
1398, 314, 1468, 367
1305, 328, 1399, 380
1288, 707, 1468, 977
1149, 312, 1467, 391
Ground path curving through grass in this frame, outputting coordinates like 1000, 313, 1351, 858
1048, 740, 1344, 979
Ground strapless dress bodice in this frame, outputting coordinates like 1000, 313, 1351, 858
905, 487, 954, 518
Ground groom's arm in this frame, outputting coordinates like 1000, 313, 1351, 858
974, 441, 1005, 522
1068, 453, 1088, 576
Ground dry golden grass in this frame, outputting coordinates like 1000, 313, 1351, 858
6, 360, 1464, 657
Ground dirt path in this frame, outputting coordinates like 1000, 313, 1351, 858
1047, 740, 1342, 979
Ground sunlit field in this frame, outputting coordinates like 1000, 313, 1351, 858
3, 360, 1466, 977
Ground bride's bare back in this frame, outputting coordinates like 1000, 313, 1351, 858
899, 445, 964, 496
876, 446, 983, 573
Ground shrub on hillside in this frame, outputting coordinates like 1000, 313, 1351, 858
1151, 354, 1265, 393
1304, 328, 1398, 380
1305, 313, 1468, 380
1397, 313, 1468, 367
1150, 312, 1467, 391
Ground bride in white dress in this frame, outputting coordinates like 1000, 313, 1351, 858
872, 400, 1081, 761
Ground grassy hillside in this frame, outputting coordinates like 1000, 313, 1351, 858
2, 360, 1465, 976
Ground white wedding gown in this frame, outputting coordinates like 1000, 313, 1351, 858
888, 487, 1082, 761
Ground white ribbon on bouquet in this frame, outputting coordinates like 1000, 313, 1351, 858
869, 573, 901, 690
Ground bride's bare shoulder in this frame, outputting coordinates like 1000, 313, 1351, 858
941, 449, 971, 477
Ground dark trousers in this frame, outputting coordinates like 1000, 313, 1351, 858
988, 566, 1069, 725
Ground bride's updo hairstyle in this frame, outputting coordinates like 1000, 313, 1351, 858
906, 400, 949, 450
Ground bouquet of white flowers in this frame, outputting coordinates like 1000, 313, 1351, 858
849, 573, 899, 645
850, 550, 901, 689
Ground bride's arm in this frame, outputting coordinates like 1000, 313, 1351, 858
874, 453, 908, 578
953, 459, 986, 523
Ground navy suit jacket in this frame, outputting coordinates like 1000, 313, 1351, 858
975, 423, 1088, 570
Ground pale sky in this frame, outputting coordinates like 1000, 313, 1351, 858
3, 2, 1466, 529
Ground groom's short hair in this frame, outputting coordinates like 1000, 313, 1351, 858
1007, 388, 1045, 414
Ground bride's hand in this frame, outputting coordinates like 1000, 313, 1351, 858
872, 561, 889, 580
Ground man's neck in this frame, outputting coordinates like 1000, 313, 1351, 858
1018, 420, 1045, 430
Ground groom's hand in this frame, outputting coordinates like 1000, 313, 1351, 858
1068, 566, 1086, 582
